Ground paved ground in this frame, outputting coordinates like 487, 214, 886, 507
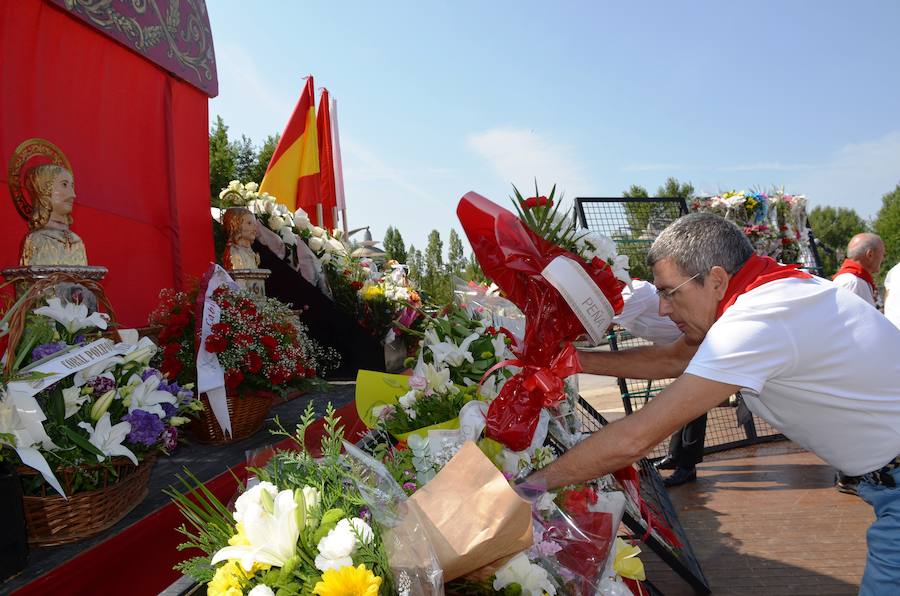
641, 441, 873, 595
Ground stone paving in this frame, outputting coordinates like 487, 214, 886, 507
642, 441, 873, 595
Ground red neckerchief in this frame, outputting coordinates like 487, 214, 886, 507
716, 254, 811, 319
833, 259, 877, 295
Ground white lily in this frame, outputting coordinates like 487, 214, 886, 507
428, 332, 479, 368
211, 488, 301, 572
1, 388, 65, 496
78, 413, 137, 465
325, 237, 346, 255
493, 552, 557, 596
33, 297, 109, 334
122, 337, 157, 366
611, 254, 631, 285
423, 363, 453, 395
62, 386, 88, 418
123, 374, 177, 418
308, 236, 325, 252
491, 332, 510, 362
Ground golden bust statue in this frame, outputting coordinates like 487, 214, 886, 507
20, 164, 88, 267
222, 207, 260, 270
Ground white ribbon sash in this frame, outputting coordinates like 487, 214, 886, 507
541, 255, 614, 345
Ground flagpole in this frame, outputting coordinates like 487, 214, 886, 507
330, 96, 349, 235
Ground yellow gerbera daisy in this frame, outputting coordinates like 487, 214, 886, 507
313, 564, 382, 596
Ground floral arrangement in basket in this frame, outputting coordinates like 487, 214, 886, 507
690, 189, 809, 264
169, 405, 426, 596
456, 184, 630, 452
149, 285, 338, 397
0, 296, 200, 499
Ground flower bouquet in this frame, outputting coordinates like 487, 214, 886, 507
457, 185, 629, 451
0, 295, 200, 544
170, 404, 441, 596
149, 277, 338, 443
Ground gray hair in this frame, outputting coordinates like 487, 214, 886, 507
847, 233, 882, 259
646, 212, 754, 280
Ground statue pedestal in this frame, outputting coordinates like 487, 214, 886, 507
1, 266, 108, 309
229, 268, 271, 299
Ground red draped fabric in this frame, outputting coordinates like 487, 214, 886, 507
0, 0, 214, 326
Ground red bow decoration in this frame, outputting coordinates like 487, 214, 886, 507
458, 192, 625, 451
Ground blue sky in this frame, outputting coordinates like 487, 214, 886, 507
208, 1, 900, 253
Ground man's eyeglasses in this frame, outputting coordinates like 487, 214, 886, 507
656, 272, 700, 301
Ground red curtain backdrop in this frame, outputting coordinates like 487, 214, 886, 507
0, 0, 214, 326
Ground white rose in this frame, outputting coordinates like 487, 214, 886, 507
311, 226, 326, 238
294, 209, 312, 230
227, 180, 243, 191
244, 182, 259, 193
247, 586, 275, 596
280, 227, 298, 246
268, 215, 286, 232
247, 199, 267, 215
308, 236, 325, 252
233, 481, 279, 524
325, 237, 345, 254
301, 486, 320, 516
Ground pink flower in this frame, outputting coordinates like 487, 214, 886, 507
407, 375, 427, 391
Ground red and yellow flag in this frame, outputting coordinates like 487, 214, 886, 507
260, 76, 320, 213
316, 88, 337, 230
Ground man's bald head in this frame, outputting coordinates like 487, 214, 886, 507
847, 233, 885, 275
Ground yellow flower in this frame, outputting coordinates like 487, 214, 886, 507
362, 285, 384, 300
312, 564, 382, 596
208, 560, 250, 596
612, 537, 646, 581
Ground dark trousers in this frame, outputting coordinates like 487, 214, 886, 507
668, 414, 707, 468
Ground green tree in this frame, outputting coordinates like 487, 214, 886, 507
209, 115, 236, 200
446, 229, 466, 279
232, 134, 257, 183
383, 226, 408, 263
463, 252, 487, 284
407, 245, 424, 283
421, 230, 452, 304
657, 177, 694, 200
250, 133, 280, 185
874, 184, 900, 283
809, 205, 870, 277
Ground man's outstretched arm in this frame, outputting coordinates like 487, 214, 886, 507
579, 335, 699, 380
527, 373, 738, 490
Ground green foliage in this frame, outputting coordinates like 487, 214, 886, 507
209, 116, 236, 201
463, 252, 487, 284
809, 205, 870, 276
232, 135, 257, 183
657, 176, 694, 200
252, 133, 280, 184
382, 226, 408, 263
874, 183, 900, 283
447, 229, 466, 279
420, 230, 453, 305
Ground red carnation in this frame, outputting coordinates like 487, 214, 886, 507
224, 369, 244, 392
245, 351, 263, 374
523, 195, 551, 209
305, 367, 316, 378
163, 342, 181, 358
161, 358, 182, 379
350, 281, 364, 290
260, 335, 278, 354
205, 334, 228, 353
270, 369, 287, 385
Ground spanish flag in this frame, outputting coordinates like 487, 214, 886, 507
317, 88, 337, 230
260, 76, 320, 212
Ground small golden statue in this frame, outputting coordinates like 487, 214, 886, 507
222, 207, 260, 270
20, 164, 88, 266
7, 139, 87, 267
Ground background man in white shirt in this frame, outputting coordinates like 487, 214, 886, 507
832, 232, 885, 308
883, 262, 900, 329
529, 213, 900, 594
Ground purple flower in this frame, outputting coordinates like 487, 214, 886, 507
73, 334, 87, 346
85, 375, 116, 395
140, 368, 163, 382
122, 409, 165, 446
161, 402, 177, 418
161, 426, 178, 452
358, 507, 370, 520
402, 481, 417, 492
31, 341, 67, 362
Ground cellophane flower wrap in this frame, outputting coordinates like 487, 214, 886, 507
457, 189, 628, 451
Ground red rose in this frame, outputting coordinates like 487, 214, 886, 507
205, 334, 228, 353
350, 281, 364, 290
560, 486, 598, 515
245, 351, 263, 374
270, 369, 287, 385
164, 342, 181, 358
224, 369, 244, 392
162, 358, 182, 379
305, 367, 316, 378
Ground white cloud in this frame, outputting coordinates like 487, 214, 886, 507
467, 128, 591, 198
717, 162, 821, 173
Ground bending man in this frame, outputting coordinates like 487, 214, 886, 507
528, 213, 900, 594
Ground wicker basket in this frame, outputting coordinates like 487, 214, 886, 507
190, 390, 276, 444
19, 455, 156, 547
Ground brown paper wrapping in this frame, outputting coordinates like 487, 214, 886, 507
405, 441, 533, 582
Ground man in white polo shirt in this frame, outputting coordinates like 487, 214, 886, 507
883, 262, 900, 329
832, 232, 885, 308
529, 213, 900, 594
